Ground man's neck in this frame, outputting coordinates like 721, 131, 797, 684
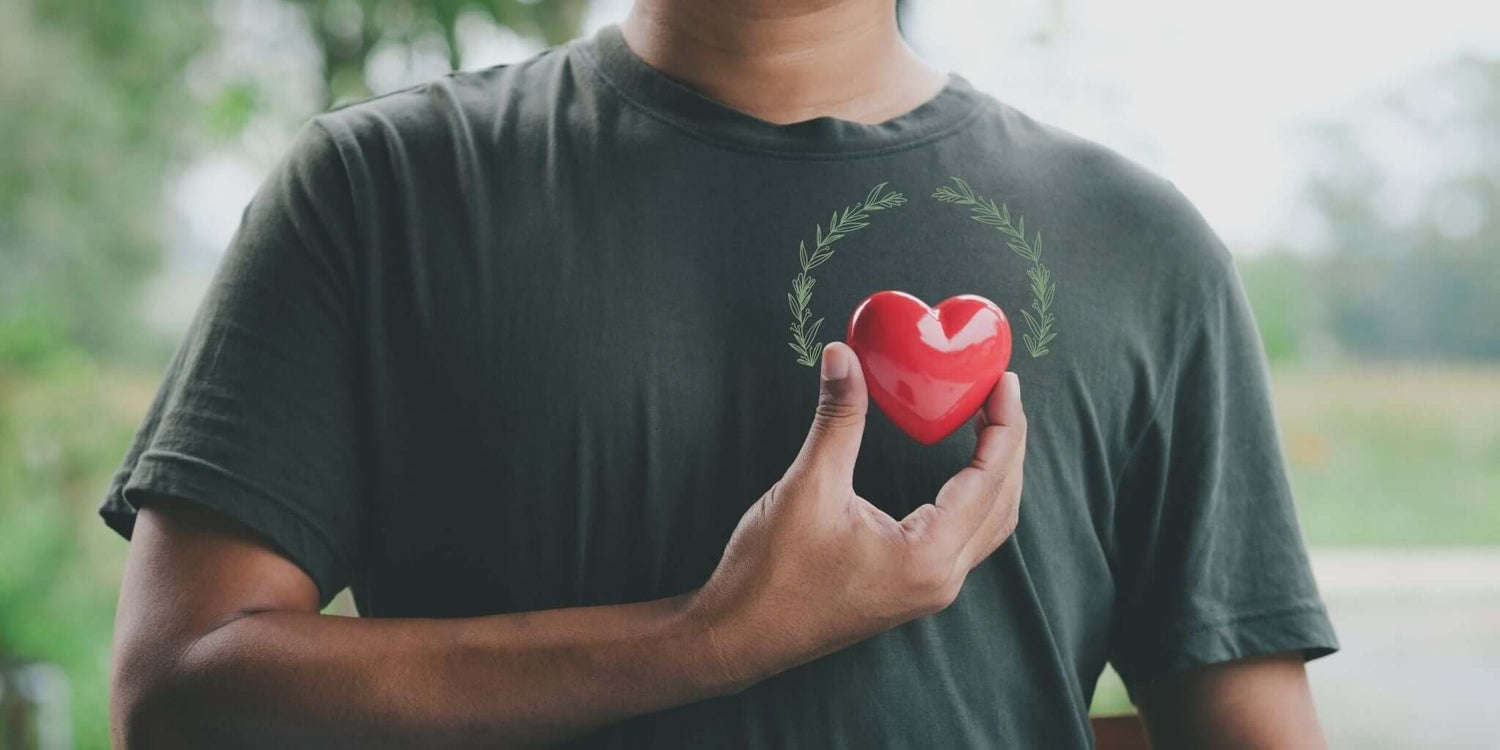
619, 0, 948, 125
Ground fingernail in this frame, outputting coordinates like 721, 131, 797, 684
822, 344, 850, 381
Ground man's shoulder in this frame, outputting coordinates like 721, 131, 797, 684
979, 97, 1236, 282
309, 40, 580, 155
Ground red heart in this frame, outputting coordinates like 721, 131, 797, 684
846, 291, 1012, 445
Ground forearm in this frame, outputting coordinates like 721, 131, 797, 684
127, 593, 738, 749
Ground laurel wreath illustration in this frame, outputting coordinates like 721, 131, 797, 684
932, 177, 1057, 358
786, 182, 908, 366
785, 177, 1058, 366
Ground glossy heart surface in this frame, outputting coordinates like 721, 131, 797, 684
846, 291, 1012, 445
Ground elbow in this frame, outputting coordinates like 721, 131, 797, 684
111, 635, 214, 750
112, 671, 196, 749
113, 679, 198, 750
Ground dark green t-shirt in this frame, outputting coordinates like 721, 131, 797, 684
100, 22, 1338, 748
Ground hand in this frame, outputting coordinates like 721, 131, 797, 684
686, 341, 1027, 691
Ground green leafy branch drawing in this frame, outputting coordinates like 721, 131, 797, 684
787, 182, 907, 366
933, 176, 1057, 357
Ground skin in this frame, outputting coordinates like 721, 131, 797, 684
618, 0, 951, 126
111, 1, 1332, 746
1137, 651, 1330, 750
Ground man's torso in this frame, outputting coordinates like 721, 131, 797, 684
305, 24, 1218, 748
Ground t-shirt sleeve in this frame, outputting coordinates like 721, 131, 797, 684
1106, 194, 1339, 700
99, 117, 365, 607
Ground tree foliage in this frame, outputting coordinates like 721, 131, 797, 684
1289, 54, 1500, 361
1, 0, 586, 366
292, 0, 590, 105
0, 0, 211, 364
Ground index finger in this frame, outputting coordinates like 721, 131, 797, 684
904, 373, 1025, 556
970, 372, 1024, 469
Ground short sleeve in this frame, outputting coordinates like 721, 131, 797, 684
1106, 226, 1339, 700
99, 118, 365, 607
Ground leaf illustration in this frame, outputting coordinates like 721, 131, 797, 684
934, 177, 1059, 358
1021, 307, 1041, 332
784, 183, 908, 366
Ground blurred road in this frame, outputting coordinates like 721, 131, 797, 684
1309, 549, 1500, 750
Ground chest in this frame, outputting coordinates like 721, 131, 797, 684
360, 160, 1118, 622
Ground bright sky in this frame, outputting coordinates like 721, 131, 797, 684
900, 0, 1500, 251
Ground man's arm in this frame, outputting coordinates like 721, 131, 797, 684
1135, 651, 1328, 750
110, 344, 1029, 749
112, 497, 731, 749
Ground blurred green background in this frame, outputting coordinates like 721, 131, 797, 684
2, 0, 1497, 747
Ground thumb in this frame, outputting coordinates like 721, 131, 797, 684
791, 341, 868, 482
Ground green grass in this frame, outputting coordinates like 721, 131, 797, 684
1090, 665, 1135, 716
1272, 365, 1500, 547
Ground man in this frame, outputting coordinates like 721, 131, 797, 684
100, 0, 1339, 747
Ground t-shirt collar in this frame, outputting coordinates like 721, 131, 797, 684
572, 22, 989, 158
